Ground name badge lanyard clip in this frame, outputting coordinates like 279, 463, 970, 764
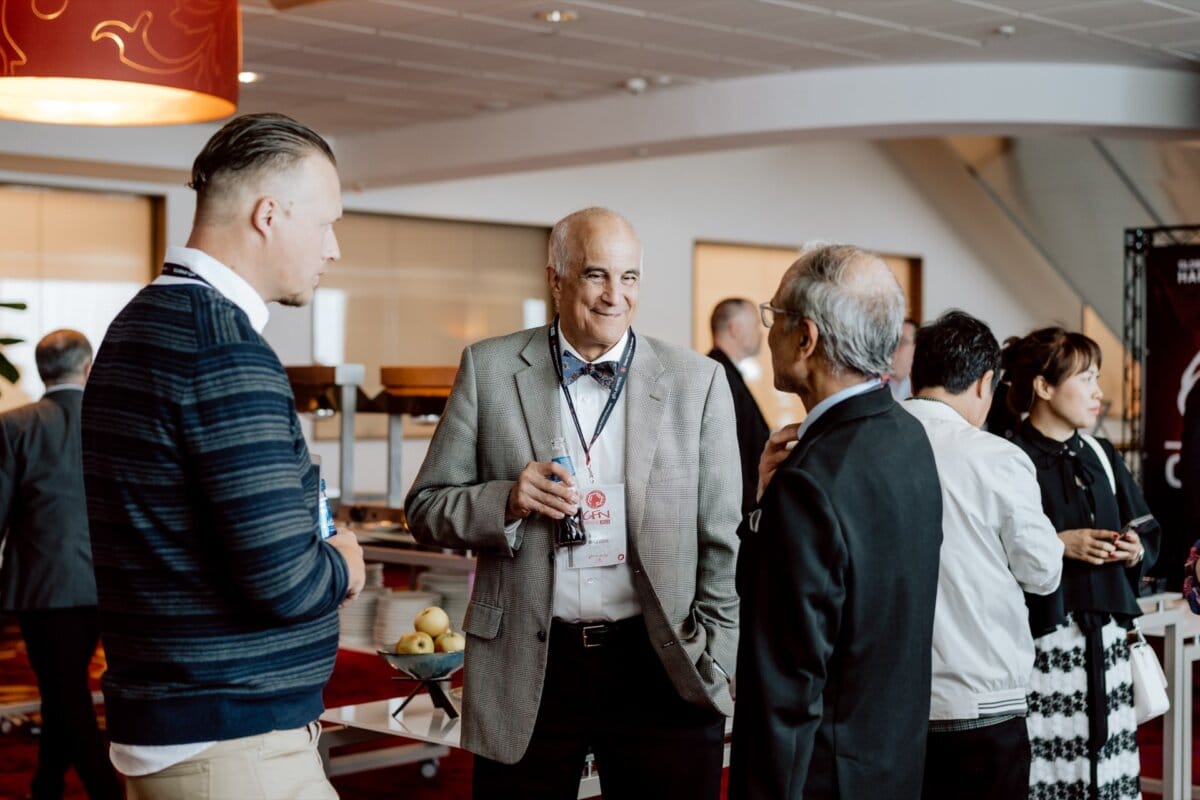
548, 317, 636, 485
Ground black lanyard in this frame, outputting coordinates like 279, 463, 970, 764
162, 263, 213, 287
548, 317, 636, 473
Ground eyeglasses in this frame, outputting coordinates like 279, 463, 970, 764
759, 302, 802, 329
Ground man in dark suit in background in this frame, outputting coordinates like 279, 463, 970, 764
708, 298, 771, 516
729, 245, 944, 800
0, 330, 121, 800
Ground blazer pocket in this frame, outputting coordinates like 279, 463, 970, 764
462, 600, 503, 640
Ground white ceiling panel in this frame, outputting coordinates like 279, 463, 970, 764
228, 0, 1200, 138
1036, 1, 1195, 30
835, 30, 981, 59
281, 1, 443, 30
861, 0, 1016, 28
746, 14, 914, 44
1114, 18, 1200, 46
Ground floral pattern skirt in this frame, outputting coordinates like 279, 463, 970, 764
1027, 618, 1140, 800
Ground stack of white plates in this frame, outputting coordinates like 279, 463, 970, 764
338, 592, 378, 649
363, 562, 385, 590
417, 571, 471, 633
337, 564, 388, 649
373, 589, 442, 650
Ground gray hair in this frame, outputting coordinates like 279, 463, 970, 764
778, 245, 905, 377
35, 329, 92, 383
548, 207, 639, 276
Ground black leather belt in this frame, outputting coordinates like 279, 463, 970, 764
551, 616, 644, 649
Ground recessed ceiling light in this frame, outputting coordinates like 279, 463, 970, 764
534, 9, 578, 23
994, 25, 1016, 37
238, 71, 263, 84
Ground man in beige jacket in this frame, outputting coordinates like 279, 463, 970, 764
407, 207, 741, 800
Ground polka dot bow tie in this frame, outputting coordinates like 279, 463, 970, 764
561, 350, 620, 390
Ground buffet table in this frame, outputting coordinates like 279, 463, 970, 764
320, 692, 732, 798
320, 693, 601, 793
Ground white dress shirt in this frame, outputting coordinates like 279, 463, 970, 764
904, 397, 1063, 721
551, 329, 641, 622
155, 245, 270, 334
110, 246, 269, 776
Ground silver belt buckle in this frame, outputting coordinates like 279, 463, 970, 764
581, 623, 606, 649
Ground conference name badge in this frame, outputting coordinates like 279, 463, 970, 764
569, 484, 627, 569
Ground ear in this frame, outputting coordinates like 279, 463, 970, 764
1032, 374, 1054, 401
545, 264, 561, 307
977, 369, 995, 400
251, 196, 276, 238
797, 318, 819, 357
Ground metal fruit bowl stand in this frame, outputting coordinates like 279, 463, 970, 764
376, 650, 464, 719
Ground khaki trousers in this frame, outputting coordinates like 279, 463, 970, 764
125, 723, 338, 800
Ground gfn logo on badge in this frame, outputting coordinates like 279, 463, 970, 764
585, 490, 606, 509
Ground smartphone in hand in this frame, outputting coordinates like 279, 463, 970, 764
1122, 513, 1156, 539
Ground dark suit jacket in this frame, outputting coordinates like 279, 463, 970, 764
729, 386, 943, 800
708, 348, 771, 516
0, 388, 97, 611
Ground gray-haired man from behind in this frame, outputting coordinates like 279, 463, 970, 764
904, 310, 1062, 800
729, 245, 944, 800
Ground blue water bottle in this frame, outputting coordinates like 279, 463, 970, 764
549, 437, 587, 548
550, 436, 575, 482
319, 478, 337, 539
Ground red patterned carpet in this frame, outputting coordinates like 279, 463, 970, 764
0, 615, 1188, 800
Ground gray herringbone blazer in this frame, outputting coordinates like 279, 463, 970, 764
406, 325, 741, 764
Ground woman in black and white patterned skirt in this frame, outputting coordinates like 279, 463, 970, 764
1004, 327, 1160, 800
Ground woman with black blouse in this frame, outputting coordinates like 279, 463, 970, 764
1004, 327, 1160, 800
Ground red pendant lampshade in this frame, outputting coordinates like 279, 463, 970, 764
0, 0, 240, 126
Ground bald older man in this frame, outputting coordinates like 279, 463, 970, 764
407, 207, 741, 800
729, 245, 943, 800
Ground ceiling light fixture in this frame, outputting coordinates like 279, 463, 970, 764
238, 71, 262, 84
534, 10, 579, 24
0, 0, 241, 126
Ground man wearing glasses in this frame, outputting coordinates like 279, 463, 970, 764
729, 245, 944, 800
903, 311, 1061, 800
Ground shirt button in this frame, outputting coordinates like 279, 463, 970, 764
536, 630, 547, 642
586, 577, 596, 585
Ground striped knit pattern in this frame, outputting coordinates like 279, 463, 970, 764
1027, 619, 1141, 800
82, 283, 348, 746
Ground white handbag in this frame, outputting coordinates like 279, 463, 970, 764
1128, 626, 1169, 725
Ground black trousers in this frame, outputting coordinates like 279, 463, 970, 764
921, 716, 1031, 800
472, 617, 726, 800
17, 607, 122, 800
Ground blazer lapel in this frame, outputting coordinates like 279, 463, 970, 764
624, 333, 669, 538
515, 328, 561, 462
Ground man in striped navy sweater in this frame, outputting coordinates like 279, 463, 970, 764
82, 114, 365, 800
